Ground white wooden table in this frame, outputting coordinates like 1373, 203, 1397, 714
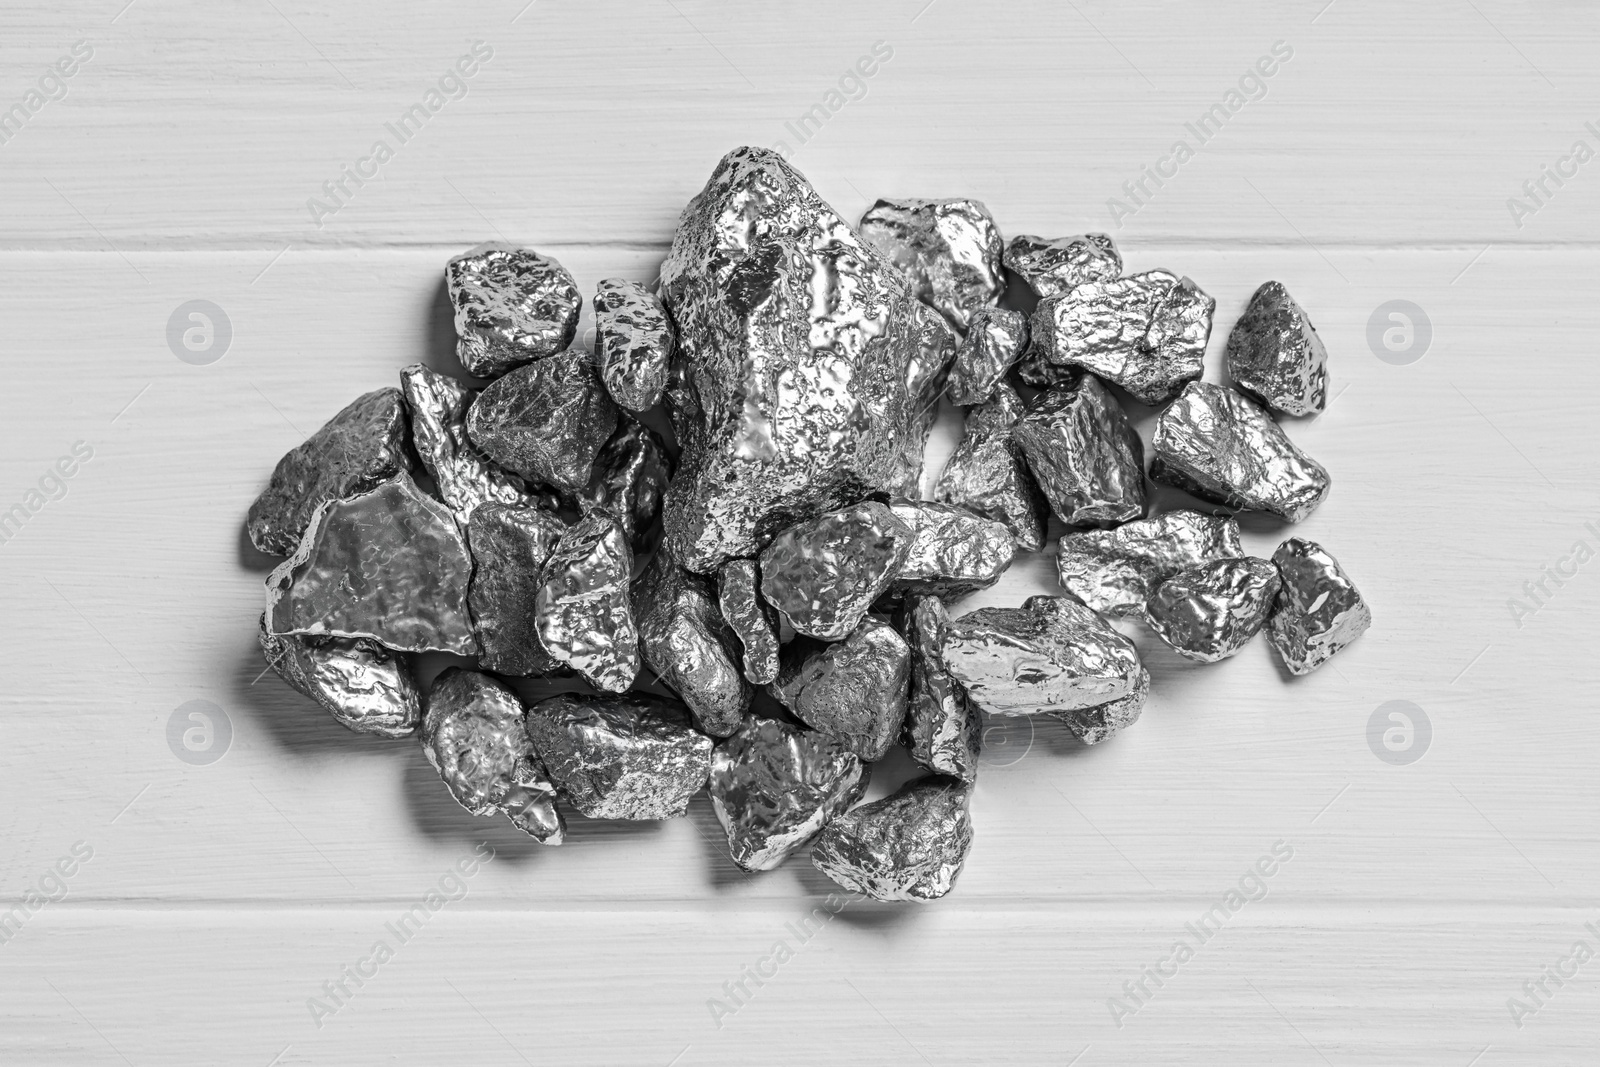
3, 2, 1596, 1063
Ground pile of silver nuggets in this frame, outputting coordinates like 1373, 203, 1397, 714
250, 147, 1371, 902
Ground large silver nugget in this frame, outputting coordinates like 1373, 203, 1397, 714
257, 614, 420, 738
709, 717, 868, 872
657, 147, 932, 573
422, 668, 564, 843
1056, 509, 1245, 618
446, 242, 581, 378
594, 278, 673, 413
758, 501, 913, 640
632, 551, 751, 737
1266, 538, 1372, 675
771, 619, 911, 761
570, 418, 673, 551
466, 347, 619, 493
947, 307, 1029, 407
466, 502, 568, 676
1013, 373, 1146, 528
265, 476, 477, 655
811, 777, 974, 902
1151, 382, 1331, 522
246, 388, 412, 555
524, 692, 712, 820
933, 384, 1047, 553
902, 596, 981, 781
858, 196, 1005, 333
717, 559, 781, 685
942, 594, 1146, 717
888, 500, 1015, 602
401, 364, 532, 518
535, 513, 639, 692
1033, 270, 1214, 405
1225, 281, 1329, 417
1147, 558, 1281, 663
1003, 233, 1122, 300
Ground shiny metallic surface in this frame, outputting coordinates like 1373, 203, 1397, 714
258, 614, 420, 738
902, 596, 981, 781
1052, 667, 1148, 745
446, 242, 581, 378
941, 594, 1147, 717
657, 147, 936, 573
947, 308, 1028, 407
717, 559, 781, 685
400, 364, 532, 518
810, 776, 974, 902
570, 418, 673, 551
709, 717, 868, 872
1266, 538, 1372, 675
524, 692, 712, 820
1150, 382, 1331, 522
632, 550, 751, 737
535, 513, 640, 692
758, 501, 913, 640
770, 618, 911, 761
890, 302, 960, 497
465, 347, 619, 493
246, 388, 412, 555
887, 500, 1015, 602
932, 385, 1047, 554
1225, 281, 1329, 417
265, 476, 477, 655
1013, 373, 1146, 528
421, 668, 564, 843
594, 278, 673, 413
1032, 270, 1214, 405
1056, 509, 1245, 618
858, 196, 1005, 333
1002, 233, 1121, 300
1147, 558, 1281, 663
466, 502, 568, 676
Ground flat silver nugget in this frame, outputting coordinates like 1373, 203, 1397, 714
1266, 538, 1372, 675
1013, 373, 1146, 528
1225, 281, 1328, 417
1032, 269, 1215, 405
264, 475, 477, 656
1146, 558, 1281, 663
535, 513, 640, 693
1056, 509, 1245, 618
569, 418, 673, 551
717, 559, 781, 685
902, 596, 981, 781
770, 619, 911, 761
942, 594, 1148, 720
811, 777, 974, 902
758, 501, 913, 641
246, 388, 413, 555
401, 364, 533, 518
1003, 233, 1121, 299
446, 242, 581, 378
524, 692, 712, 820
933, 384, 1048, 553
1150, 382, 1331, 522
594, 278, 673, 413
632, 551, 751, 737
858, 196, 1006, 333
887, 500, 1016, 602
946, 307, 1029, 407
258, 615, 420, 738
466, 502, 568, 676
422, 668, 564, 843
465, 347, 619, 493
658, 147, 940, 573
709, 717, 869, 872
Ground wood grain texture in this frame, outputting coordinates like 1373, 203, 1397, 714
3, 2, 1598, 1064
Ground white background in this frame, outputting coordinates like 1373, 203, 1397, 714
2, 2, 1597, 1064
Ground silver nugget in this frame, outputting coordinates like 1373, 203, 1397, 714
401, 364, 533, 518
1225, 281, 1328, 417
465, 347, 619, 493
569, 418, 673, 551
446, 243, 581, 378
858, 196, 1006, 333
1013, 373, 1146, 528
632, 551, 751, 737
717, 559, 781, 685
811, 777, 974, 902
1056, 509, 1245, 617
1146, 558, 1281, 663
258, 615, 420, 738
758, 501, 913, 641
902, 596, 981, 781
466, 502, 568, 676
1003, 233, 1121, 299
594, 278, 673, 412
770, 619, 911, 761
946, 308, 1029, 407
932, 384, 1048, 553
535, 513, 640, 692
887, 500, 1016, 602
1266, 538, 1372, 675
